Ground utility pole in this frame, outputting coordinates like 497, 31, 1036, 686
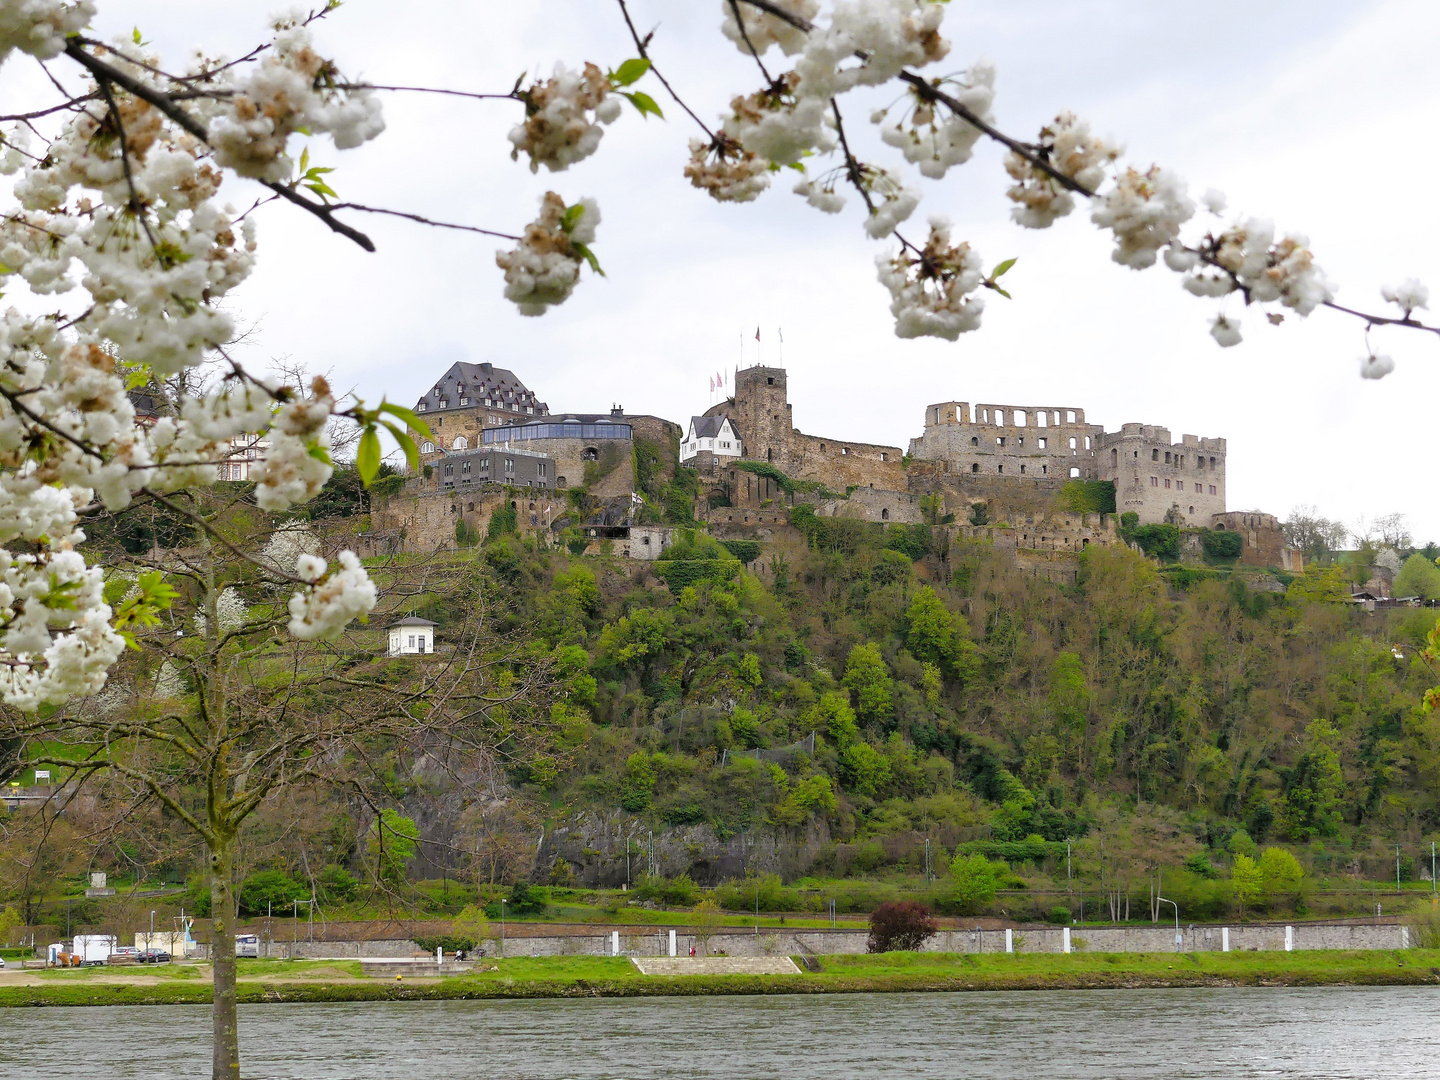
924, 839, 931, 884
1397, 846, 1402, 892
500, 899, 507, 958
755, 880, 760, 934
1432, 842, 1436, 896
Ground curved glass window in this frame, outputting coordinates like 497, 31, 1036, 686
483, 423, 632, 444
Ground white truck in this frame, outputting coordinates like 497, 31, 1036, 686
72, 934, 117, 966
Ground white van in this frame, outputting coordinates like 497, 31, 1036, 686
234, 934, 259, 958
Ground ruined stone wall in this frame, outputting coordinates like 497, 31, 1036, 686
818, 486, 922, 523
909, 400, 1104, 483
907, 460, 1066, 521
1101, 424, 1226, 526
1211, 510, 1302, 571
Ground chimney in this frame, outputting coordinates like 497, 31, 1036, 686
611, 404, 624, 417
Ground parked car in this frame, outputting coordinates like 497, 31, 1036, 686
0, 956, 6, 968
137, 950, 171, 964
109, 946, 140, 962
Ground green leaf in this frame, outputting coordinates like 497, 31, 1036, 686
306, 440, 333, 466
990, 257, 1017, 279
380, 421, 421, 474
102, 577, 130, 606
377, 401, 433, 440
132, 27, 142, 43
304, 180, 338, 200
356, 426, 381, 484
561, 203, 586, 233
619, 90, 663, 119
992, 285, 1012, 300
571, 242, 605, 277
299, 146, 310, 174
612, 58, 651, 87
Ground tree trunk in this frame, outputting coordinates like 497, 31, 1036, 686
210, 833, 240, 1080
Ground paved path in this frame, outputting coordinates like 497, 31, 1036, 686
630, 956, 801, 976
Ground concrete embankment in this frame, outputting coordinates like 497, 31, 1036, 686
262, 920, 1408, 960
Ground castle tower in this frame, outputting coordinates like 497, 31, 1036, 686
1099, 424, 1226, 525
730, 365, 792, 468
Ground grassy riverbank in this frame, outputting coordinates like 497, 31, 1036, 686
3, 950, 1439, 1007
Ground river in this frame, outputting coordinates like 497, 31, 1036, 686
5, 987, 1439, 1078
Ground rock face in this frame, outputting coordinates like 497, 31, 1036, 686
538, 810, 832, 888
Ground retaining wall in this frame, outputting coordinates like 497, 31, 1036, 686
281, 922, 1408, 960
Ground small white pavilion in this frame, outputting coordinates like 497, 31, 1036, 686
387, 616, 437, 656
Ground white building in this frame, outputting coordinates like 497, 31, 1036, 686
388, 616, 436, 656
680, 415, 742, 464
218, 434, 268, 481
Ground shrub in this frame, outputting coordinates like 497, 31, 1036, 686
1048, 905, 1072, 925
1126, 523, 1180, 560
943, 854, 1001, 915
719, 539, 761, 564
1057, 479, 1116, 515
317, 865, 359, 903
238, 869, 306, 917
867, 900, 938, 953
1409, 905, 1440, 949
1201, 529, 1243, 560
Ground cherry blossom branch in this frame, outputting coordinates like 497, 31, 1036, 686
327, 203, 521, 241
61, 38, 378, 253
726, 0, 776, 84
337, 83, 521, 102
615, 0, 715, 139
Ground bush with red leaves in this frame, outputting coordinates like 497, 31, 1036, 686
867, 900, 938, 953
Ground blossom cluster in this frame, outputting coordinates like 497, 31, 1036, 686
1005, 112, 1119, 229
509, 62, 622, 174
875, 215, 985, 340
684, 136, 770, 203
719, 0, 819, 58
875, 59, 995, 180
0, 12, 384, 708
287, 551, 378, 640
495, 192, 601, 315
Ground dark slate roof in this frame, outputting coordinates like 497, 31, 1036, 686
389, 616, 438, 627
415, 362, 549, 414
689, 415, 730, 438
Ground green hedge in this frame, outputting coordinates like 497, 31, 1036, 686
1201, 529, 1243, 560
718, 540, 761, 565
1057, 480, 1116, 515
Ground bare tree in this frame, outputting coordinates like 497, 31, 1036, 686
1283, 506, 1350, 564
1, 486, 559, 1078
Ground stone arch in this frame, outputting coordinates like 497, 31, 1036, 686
881, 508, 890, 520
582, 446, 599, 461
970, 436, 979, 447
421, 441, 435, 454
971, 463, 979, 473
452, 436, 469, 450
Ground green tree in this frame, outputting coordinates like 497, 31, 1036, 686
817, 692, 860, 748
1231, 853, 1263, 916
736, 653, 763, 688
1287, 564, 1351, 603
1280, 719, 1345, 840
620, 751, 657, 811
904, 586, 981, 682
1394, 553, 1440, 600
839, 742, 892, 797
1257, 847, 1304, 906
843, 642, 894, 726
945, 854, 1000, 915
452, 904, 493, 948
238, 870, 306, 916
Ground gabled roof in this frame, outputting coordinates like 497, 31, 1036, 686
389, 616, 438, 627
689, 414, 731, 439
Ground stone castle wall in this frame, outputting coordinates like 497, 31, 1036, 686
1101, 424, 1226, 526
909, 401, 1104, 484
1212, 510, 1303, 572
373, 484, 565, 551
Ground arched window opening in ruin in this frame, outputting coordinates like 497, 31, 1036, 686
1069, 467, 1081, 478
1015, 410, 1027, 426
1041, 465, 1047, 474
820, 443, 826, 451
880, 452, 887, 461
1084, 436, 1091, 450
766, 448, 773, 462
467, 502, 474, 511
1037, 412, 1048, 427
766, 377, 774, 385
1111, 448, 1118, 466
1082, 538, 1090, 547
841, 447, 849, 455
1068, 437, 1077, 449
583, 447, 598, 461
1020, 464, 1026, 474
1066, 410, 1077, 423
1189, 506, 1195, 514
997, 464, 1004, 474
510, 500, 517, 509
971, 463, 979, 473
995, 409, 1006, 426
1152, 448, 1160, 461
557, 476, 566, 487
970, 437, 979, 446
881, 508, 890, 520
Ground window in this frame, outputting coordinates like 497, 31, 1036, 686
462, 460, 472, 473
996, 436, 1006, 446
1017, 437, 1025, 447
1014, 410, 1027, 426
1208, 484, 1216, 495
417, 402, 427, 412
1150, 476, 1159, 487
1041, 465, 1047, 475
1209, 456, 1216, 468
971, 463, 979, 473
1189, 505, 1195, 514
421, 442, 434, 453
408, 635, 415, 649
459, 397, 469, 406
1066, 410, 1076, 422
881, 508, 890, 520
1164, 451, 1172, 464
1110, 448, 1117, 466
504, 458, 515, 475
880, 453, 887, 461
583, 447, 598, 461
997, 464, 1004, 474
1152, 448, 1159, 461
1164, 478, 1171, 489
1068, 437, 1077, 449
538, 463, 547, 478
443, 464, 453, 477
452, 436, 468, 450
970, 437, 979, 446
1069, 467, 1080, 478
1084, 436, 1092, 450
1020, 464, 1026, 474
1194, 482, 1202, 493
1038, 437, 1048, 449
841, 447, 849, 455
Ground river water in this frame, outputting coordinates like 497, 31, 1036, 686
4, 987, 1439, 1078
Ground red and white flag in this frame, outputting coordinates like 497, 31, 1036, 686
754, 327, 761, 342
709, 375, 715, 393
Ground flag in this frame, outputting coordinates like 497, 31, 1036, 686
754, 327, 761, 341
778, 328, 784, 343
709, 376, 715, 393
717, 370, 723, 387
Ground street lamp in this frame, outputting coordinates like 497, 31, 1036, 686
500, 898, 506, 959
1157, 895, 1181, 949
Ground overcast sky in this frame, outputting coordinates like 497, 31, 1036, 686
6, 2, 1438, 541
